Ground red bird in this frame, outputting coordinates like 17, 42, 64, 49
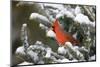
52, 19, 79, 47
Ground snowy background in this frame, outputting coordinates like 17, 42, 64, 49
11, 1, 96, 66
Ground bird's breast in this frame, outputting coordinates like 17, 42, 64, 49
54, 27, 79, 46
55, 28, 68, 45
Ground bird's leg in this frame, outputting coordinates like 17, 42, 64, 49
65, 42, 85, 61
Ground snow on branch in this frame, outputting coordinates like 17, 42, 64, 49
14, 2, 96, 65
29, 13, 52, 28
16, 23, 92, 65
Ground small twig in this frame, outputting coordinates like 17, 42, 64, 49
51, 51, 66, 59
21, 23, 29, 52
82, 6, 95, 21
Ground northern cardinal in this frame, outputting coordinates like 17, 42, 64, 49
52, 19, 80, 47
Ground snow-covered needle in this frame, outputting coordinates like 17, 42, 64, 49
29, 13, 52, 27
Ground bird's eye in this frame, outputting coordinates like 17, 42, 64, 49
52, 26, 55, 32
52, 26, 54, 29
